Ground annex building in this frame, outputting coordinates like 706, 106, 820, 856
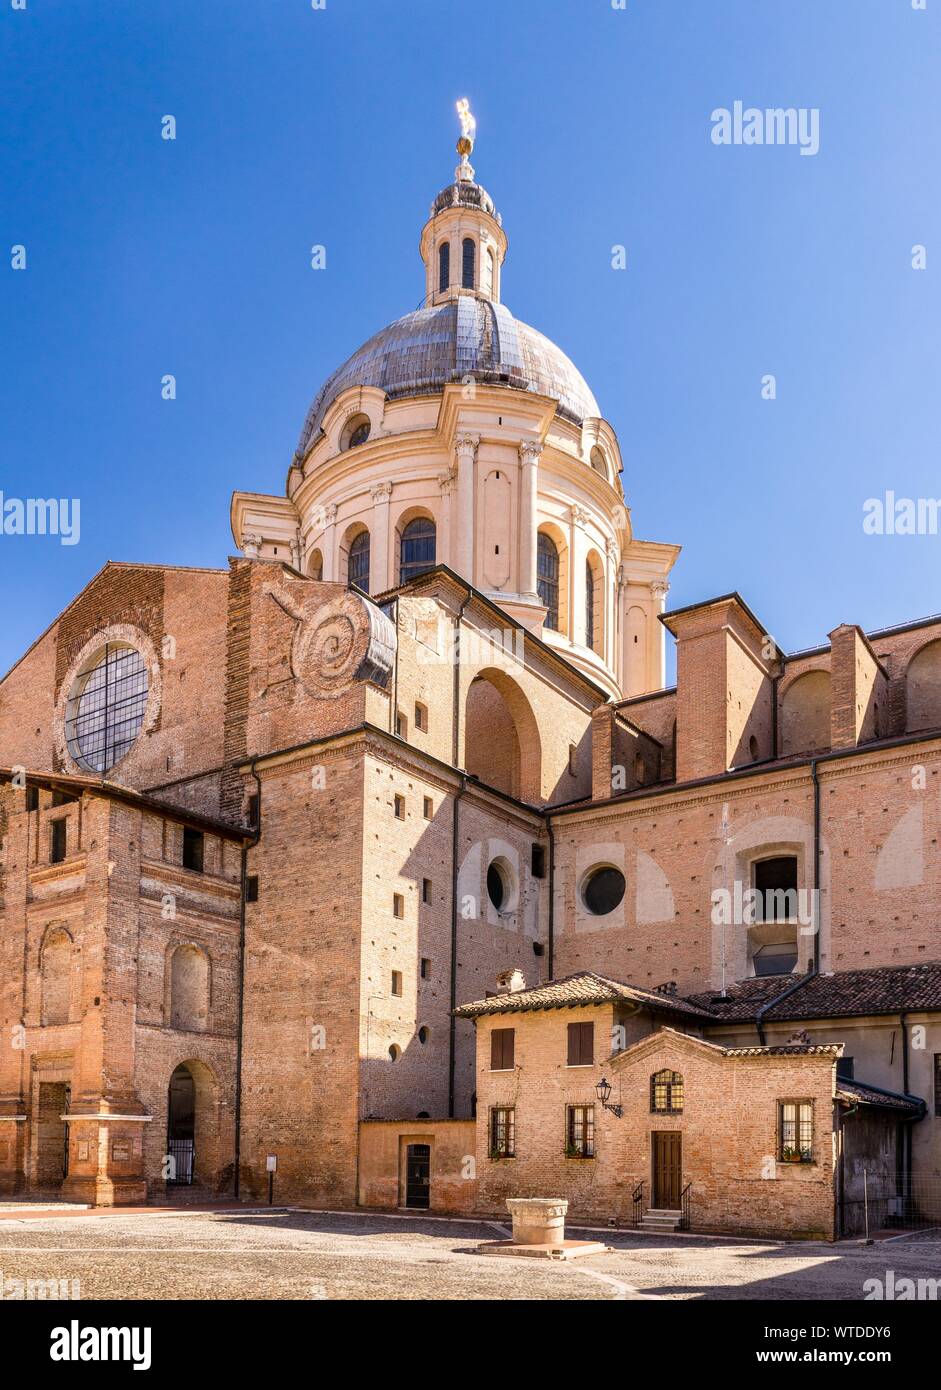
1, 120, 939, 1239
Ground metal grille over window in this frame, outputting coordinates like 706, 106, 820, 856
400, 518, 436, 583
537, 533, 559, 630
65, 643, 149, 773
650, 1068, 684, 1114
566, 1104, 594, 1157
780, 1101, 813, 1162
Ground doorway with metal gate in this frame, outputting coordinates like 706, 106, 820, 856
167, 1064, 196, 1185
652, 1130, 682, 1210
404, 1143, 431, 1209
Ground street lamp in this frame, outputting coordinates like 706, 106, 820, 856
595, 1076, 622, 1119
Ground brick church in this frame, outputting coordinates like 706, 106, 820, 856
1, 117, 939, 1240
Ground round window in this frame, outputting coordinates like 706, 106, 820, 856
65, 642, 149, 773
418, 1026, 430, 1045
582, 866, 626, 916
487, 861, 508, 911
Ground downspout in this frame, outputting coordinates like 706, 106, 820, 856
754, 971, 812, 1047
810, 757, 821, 973
546, 815, 556, 980
447, 585, 472, 1117
900, 1011, 911, 1215
390, 597, 400, 735
233, 758, 262, 1201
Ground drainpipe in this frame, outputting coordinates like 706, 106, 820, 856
546, 816, 556, 980
810, 758, 821, 973
900, 1011, 911, 1215
390, 597, 400, 736
447, 586, 473, 1117
233, 759, 262, 1201
754, 971, 812, 1047
771, 672, 780, 761
448, 774, 468, 1118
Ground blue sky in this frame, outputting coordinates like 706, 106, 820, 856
1, 0, 938, 680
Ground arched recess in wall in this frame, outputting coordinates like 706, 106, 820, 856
306, 547, 324, 581
464, 667, 542, 803
780, 670, 831, 756
536, 524, 569, 636
906, 638, 941, 732
395, 508, 437, 584
585, 549, 605, 656
40, 926, 72, 1026
169, 944, 211, 1032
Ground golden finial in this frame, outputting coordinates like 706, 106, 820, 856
455, 98, 476, 157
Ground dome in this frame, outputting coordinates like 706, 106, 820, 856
296, 297, 600, 457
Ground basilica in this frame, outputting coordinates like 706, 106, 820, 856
1, 115, 939, 1239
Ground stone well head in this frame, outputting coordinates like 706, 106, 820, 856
505, 1197, 568, 1246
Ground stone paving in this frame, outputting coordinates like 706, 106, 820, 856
0, 1207, 939, 1300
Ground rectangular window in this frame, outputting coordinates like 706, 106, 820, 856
566, 1104, 595, 1158
393, 893, 404, 918
25, 786, 39, 812
490, 1027, 515, 1071
414, 702, 428, 732
422, 878, 432, 904
50, 819, 67, 864
247, 794, 259, 828
567, 1021, 594, 1067
391, 970, 403, 997
394, 794, 405, 820
935, 1055, 941, 1118
836, 1056, 854, 1080
779, 1100, 814, 1163
182, 827, 205, 873
420, 958, 431, 980
245, 874, 259, 903
531, 844, 546, 879
754, 856, 799, 922
423, 796, 433, 819
489, 1106, 515, 1159
396, 711, 407, 738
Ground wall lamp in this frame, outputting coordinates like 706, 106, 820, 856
595, 1076, 622, 1119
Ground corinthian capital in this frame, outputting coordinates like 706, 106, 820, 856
240, 532, 263, 559
518, 440, 543, 466
571, 505, 590, 529
371, 482, 393, 502
454, 432, 480, 459
650, 579, 670, 599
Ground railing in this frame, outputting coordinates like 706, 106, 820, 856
679, 1182, 692, 1231
167, 1139, 194, 1186
840, 1175, 941, 1238
631, 1180, 645, 1227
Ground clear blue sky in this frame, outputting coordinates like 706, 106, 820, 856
1, 0, 938, 681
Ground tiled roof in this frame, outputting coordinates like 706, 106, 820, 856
836, 1079, 925, 1116
720, 1043, 842, 1057
687, 963, 941, 1023
453, 972, 715, 1021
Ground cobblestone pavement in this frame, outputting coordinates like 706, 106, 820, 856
0, 1208, 939, 1300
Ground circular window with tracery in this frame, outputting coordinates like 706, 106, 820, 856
65, 641, 150, 773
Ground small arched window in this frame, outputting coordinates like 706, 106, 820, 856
348, 530, 370, 593
590, 446, 608, 478
585, 559, 595, 650
400, 518, 436, 583
537, 533, 560, 631
307, 548, 323, 582
650, 1069, 684, 1114
438, 241, 450, 293
462, 237, 476, 289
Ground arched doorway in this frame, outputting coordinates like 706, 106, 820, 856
167, 1063, 195, 1186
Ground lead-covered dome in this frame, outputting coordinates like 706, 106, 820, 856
296, 297, 600, 457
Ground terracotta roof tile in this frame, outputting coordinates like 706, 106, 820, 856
453, 971, 715, 1021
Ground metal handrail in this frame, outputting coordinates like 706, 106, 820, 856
679, 1181, 692, 1231
631, 1179, 645, 1227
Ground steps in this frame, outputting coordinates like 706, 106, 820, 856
638, 1207, 683, 1232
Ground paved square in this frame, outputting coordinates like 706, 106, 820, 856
0, 1207, 938, 1300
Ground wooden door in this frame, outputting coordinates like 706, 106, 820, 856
652, 1131, 682, 1209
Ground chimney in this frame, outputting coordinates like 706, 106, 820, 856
828, 624, 888, 749
662, 593, 776, 782
496, 968, 527, 994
